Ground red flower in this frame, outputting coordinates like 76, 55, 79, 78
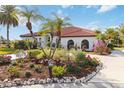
86, 55, 92, 61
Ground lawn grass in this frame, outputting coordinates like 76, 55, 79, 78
0, 48, 18, 55
114, 47, 124, 50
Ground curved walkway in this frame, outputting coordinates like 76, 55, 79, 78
14, 50, 124, 88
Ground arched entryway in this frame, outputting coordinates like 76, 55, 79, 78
67, 40, 74, 49
81, 39, 89, 50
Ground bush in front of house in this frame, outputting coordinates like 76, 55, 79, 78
11, 40, 33, 50
52, 66, 65, 77
30, 64, 35, 68
34, 65, 43, 73
75, 52, 86, 62
93, 40, 110, 55
25, 71, 32, 78
0, 55, 12, 65
27, 50, 42, 59
8, 66, 20, 78
66, 64, 81, 74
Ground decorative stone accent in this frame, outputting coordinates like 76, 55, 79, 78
0, 63, 102, 88
75, 79, 81, 84
3, 79, 8, 83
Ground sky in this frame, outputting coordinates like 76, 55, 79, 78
0, 5, 124, 40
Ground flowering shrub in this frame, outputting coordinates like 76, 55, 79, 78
93, 40, 109, 55
76, 54, 100, 67
0, 55, 12, 65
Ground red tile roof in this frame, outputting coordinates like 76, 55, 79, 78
20, 26, 96, 37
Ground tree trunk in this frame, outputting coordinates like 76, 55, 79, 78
51, 35, 61, 59
49, 35, 53, 58
6, 24, 10, 48
27, 21, 47, 57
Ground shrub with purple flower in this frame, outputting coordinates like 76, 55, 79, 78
93, 40, 109, 55
0, 55, 12, 65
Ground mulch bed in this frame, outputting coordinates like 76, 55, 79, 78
0, 58, 98, 81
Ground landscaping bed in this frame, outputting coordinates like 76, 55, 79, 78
0, 49, 102, 87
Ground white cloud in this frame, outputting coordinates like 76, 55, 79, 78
88, 21, 100, 25
97, 5, 117, 13
84, 21, 100, 30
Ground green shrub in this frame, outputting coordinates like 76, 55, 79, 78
36, 53, 44, 59
27, 50, 41, 59
30, 64, 35, 68
11, 40, 34, 50
107, 43, 114, 50
83, 60, 90, 66
8, 66, 20, 78
76, 52, 86, 62
19, 63, 24, 68
25, 72, 32, 78
52, 66, 65, 77
0, 55, 11, 65
53, 49, 77, 62
90, 58, 99, 66
74, 66, 81, 74
34, 65, 42, 73
16, 58, 25, 63
66, 64, 75, 73
66, 64, 81, 74
11, 61, 18, 66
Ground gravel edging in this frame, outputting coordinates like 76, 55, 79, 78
0, 63, 103, 88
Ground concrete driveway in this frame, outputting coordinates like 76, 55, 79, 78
86, 50, 124, 88
15, 50, 124, 88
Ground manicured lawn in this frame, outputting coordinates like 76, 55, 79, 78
0, 48, 18, 55
114, 47, 124, 50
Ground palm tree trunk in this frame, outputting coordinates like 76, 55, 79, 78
6, 24, 10, 48
28, 29, 47, 57
51, 35, 61, 59
49, 35, 53, 58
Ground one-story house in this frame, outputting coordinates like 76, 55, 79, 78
20, 26, 96, 51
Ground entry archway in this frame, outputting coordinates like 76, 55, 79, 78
81, 39, 89, 50
67, 40, 74, 49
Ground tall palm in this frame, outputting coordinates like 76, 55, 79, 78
0, 5, 19, 48
38, 18, 56, 58
51, 13, 71, 58
20, 7, 43, 40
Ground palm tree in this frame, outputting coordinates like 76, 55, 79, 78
0, 5, 19, 48
19, 7, 43, 40
38, 18, 56, 58
19, 7, 47, 55
51, 13, 71, 58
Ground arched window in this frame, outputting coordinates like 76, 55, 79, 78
67, 40, 74, 49
46, 35, 50, 42
81, 39, 89, 49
